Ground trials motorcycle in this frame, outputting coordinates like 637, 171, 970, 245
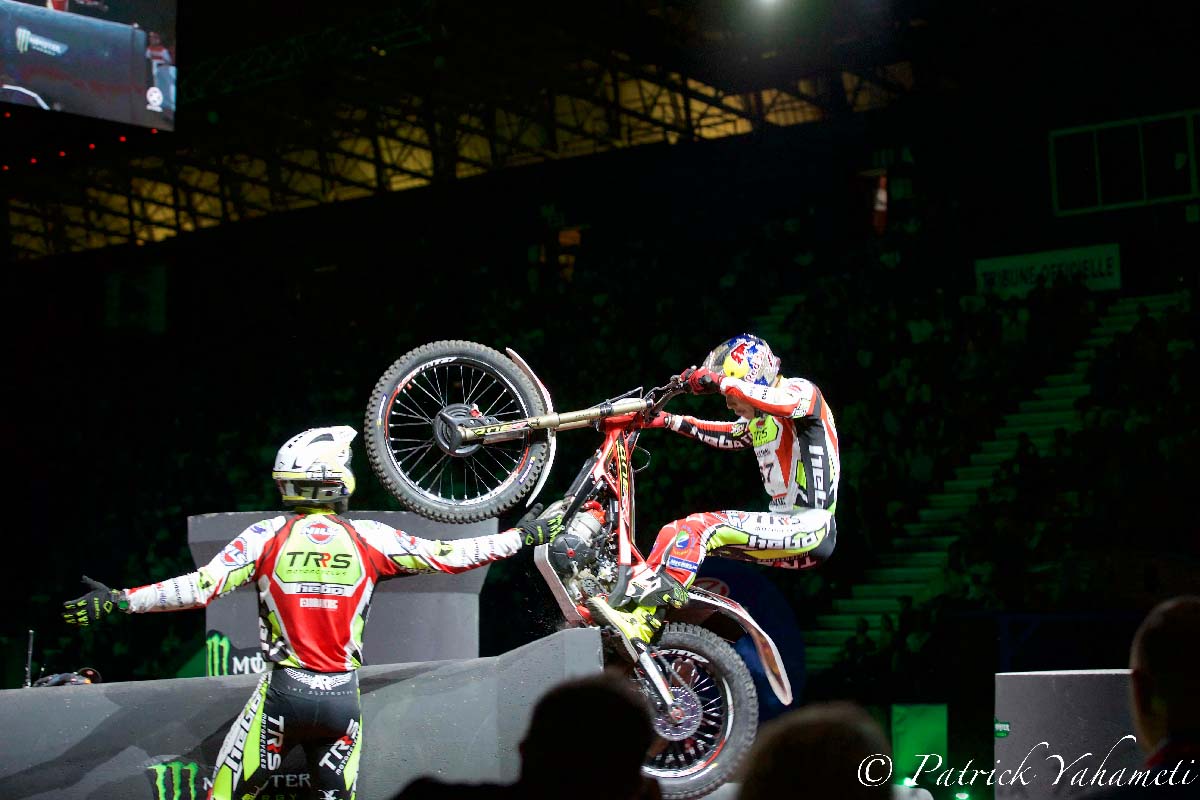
364, 341, 793, 800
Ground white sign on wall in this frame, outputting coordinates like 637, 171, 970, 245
974, 244, 1121, 298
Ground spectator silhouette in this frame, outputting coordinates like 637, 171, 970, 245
896, 595, 915, 642
391, 673, 659, 800
1082, 595, 1200, 798
842, 617, 877, 664
737, 701, 931, 800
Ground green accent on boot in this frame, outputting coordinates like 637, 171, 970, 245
586, 597, 662, 658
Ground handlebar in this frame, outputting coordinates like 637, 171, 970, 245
456, 376, 688, 445
457, 397, 652, 443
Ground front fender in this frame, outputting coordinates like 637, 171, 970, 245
669, 588, 794, 706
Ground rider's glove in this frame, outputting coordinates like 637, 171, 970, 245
681, 367, 723, 395
62, 576, 128, 627
644, 412, 673, 429
514, 503, 564, 547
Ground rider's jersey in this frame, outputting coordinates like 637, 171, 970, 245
666, 375, 840, 513
124, 511, 522, 672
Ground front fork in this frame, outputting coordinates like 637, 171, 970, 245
635, 644, 679, 711
533, 546, 680, 711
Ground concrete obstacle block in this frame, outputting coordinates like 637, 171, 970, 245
0, 627, 602, 800
994, 669, 1142, 800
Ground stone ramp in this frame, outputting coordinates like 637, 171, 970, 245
0, 628, 603, 800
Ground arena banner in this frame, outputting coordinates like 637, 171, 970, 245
974, 244, 1121, 298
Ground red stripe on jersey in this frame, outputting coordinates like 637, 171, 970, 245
820, 401, 839, 457
777, 418, 794, 489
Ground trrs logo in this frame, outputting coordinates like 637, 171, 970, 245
283, 552, 353, 569
264, 715, 285, 771
318, 718, 361, 775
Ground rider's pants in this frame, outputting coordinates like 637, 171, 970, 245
208, 666, 361, 800
645, 508, 836, 587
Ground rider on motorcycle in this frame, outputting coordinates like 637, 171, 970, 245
61, 425, 562, 800
587, 334, 839, 658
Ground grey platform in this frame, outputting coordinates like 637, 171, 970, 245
0, 628, 602, 800
995, 669, 1141, 800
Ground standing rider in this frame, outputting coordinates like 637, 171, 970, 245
587, 334, 839, 657
61, 426, 561, 800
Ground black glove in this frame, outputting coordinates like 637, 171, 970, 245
515, 503, 564, 547
62, 576, 127, 627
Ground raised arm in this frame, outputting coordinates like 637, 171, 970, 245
719, 375, 825, 420
352, 512, 561, 578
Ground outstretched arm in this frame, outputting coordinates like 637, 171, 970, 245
63, 518, 285, 625
353, 511, 561, 577
652, 412, 752, 450
123, 517, 285, 612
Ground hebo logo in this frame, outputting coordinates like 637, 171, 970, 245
146, 760, 203, 800
750, 416, 779, 447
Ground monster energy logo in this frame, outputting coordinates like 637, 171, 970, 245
207, 632, 231, 676
147, 761, 200, 800
206, 631, 267, 676
14, 27, 69, 57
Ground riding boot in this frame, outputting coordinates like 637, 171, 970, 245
585, 598, 667, 660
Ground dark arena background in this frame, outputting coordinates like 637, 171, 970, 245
3, 1, 1198, 799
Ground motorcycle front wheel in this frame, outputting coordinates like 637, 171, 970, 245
365, 340, 549, 523
634, 623, 759, 800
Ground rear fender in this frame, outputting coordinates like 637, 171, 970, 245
668, 588, 793, 706
505, 347, 557, 508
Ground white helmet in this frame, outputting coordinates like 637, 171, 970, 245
272, 426, 357, 510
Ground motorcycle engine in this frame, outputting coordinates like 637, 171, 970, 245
548, 508, 603, 573
547, 500, 616, 602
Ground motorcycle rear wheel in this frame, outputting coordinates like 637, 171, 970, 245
365, 340, 549, 522
633, 623, 759, 800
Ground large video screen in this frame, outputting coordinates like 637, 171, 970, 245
0, 0, 177, 130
